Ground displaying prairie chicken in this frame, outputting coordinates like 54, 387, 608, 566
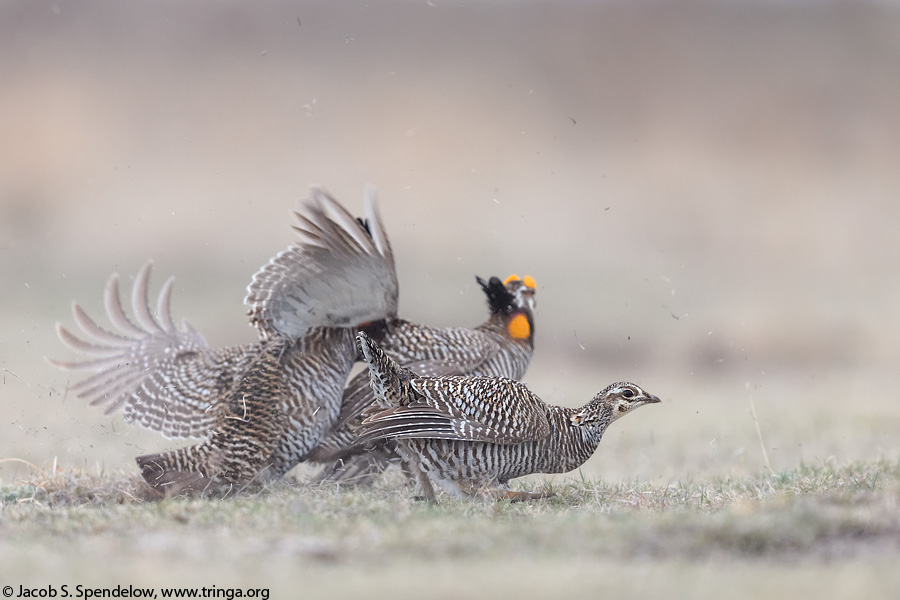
354, 331, 661, 500
50, 187, 397, 496
306, 273, 538, 481
252, 188, 537, 482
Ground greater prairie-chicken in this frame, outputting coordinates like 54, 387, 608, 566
354, 332, 660, 500
253, 190, 537, 483
253, 186, 537, 482
306, 273, 538, 481
50, 188, 396, 496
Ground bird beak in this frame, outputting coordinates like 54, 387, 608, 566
646, 394, 662, 404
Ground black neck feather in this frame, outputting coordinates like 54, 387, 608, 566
476, 275, 517, 316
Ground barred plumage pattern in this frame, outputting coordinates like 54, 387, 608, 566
355, 332, 661, 500
136, 337, 293, 492
51, 188, 391, 496
246, 186, 397, 340
307, 274, 537, 480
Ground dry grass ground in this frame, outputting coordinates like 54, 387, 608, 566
2, 0, 900, 597
2, 459, 900, 598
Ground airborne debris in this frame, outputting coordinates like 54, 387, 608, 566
574, 330, 586, 350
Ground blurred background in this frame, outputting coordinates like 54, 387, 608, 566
2, 0, 899, 486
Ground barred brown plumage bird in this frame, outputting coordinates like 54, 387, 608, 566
306, 273, 538, 481
354, 331, 661, 500
50, 187, 396, 496
254, 189, 537, 482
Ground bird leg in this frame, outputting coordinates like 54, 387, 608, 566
414, 464, 437, 501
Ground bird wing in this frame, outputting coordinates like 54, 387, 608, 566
49, 262, 250, 438
245, 186, 398, 339
384, 322, 503, 375
332, 325, 501, 430
356, 375, 550, 445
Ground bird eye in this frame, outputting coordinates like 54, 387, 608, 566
622, 389, 634, 398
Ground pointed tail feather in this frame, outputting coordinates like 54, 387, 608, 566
356, 331, 420, 412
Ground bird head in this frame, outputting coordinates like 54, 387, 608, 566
569, 382, 661, 426
502, 274, 537, 314
476, 274, 537, 341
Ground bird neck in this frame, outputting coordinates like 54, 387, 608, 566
481, 309, 534, 347
543, 404, 614, 472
